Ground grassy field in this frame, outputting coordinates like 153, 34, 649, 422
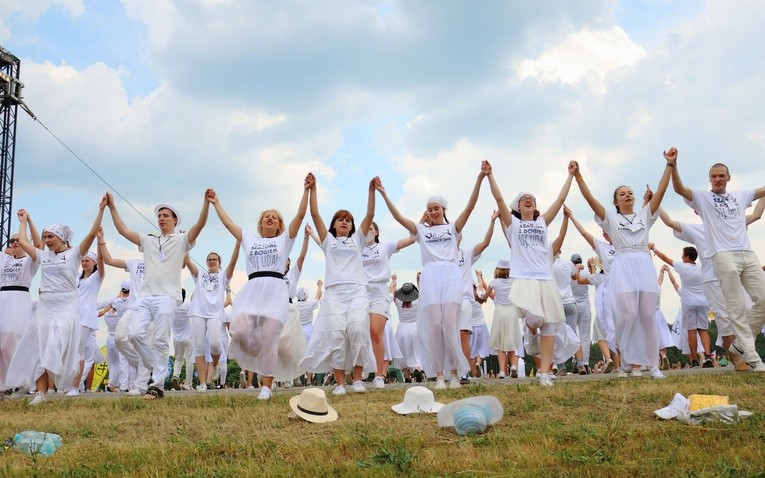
1, 371, 764, 477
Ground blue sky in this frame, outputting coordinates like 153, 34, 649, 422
3, 1, 765, 348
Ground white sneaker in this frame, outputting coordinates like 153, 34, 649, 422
282, 380, 293, 389
196, 383, 207, 392
449, 376, 462, 389
750, 361, 765, 373
257, 386, 272, 400
434, 378, 447, 390
538, 373, 554, 387
650, 367, 665, 380
373, 376, 385, 389
65, 389, 80, 397
332, 385, 347, 396
30, 392, 46, 405
617, 369, 631, 378
351, 381, 366, 393
212, 364, 221, 382
631, 368, 643, 378
497, 372, 506, 379
126, 388, 142, 396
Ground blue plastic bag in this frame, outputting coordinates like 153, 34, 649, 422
13, 431, 62, 456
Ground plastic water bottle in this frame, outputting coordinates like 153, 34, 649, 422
13, 430, 62, 456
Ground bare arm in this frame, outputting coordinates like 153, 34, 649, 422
295, 224, 312, 271
15, 210, 37, 261
647, 147, 676, 215
186, 189, 212, 244
305, 223, 322, 247
662, 265, 679, 292
97, 234, 127, 269
484, 160, 512, 226
25, 212, 42, 250
105, 192, 141, 246
208, 190, 242, 242
225, 240, 240, 280
473, 210, 499, 256
79, 198, 107, 257
375, 178, 416, 235
308, 173, 328, 242
541, 163, 576, 225
288, 176, 312, 239
568, 209, 596, 249
389, 274, 397, 294
668, 148, 693, 201
95, 227, 106, 279
648, 243, 673, 267
454, 164, 489, 233
476, 269, 490, 294
184, 253, 198, 278
395, 236, 416, 251
571, 161, 607, 221
358, 177, 376, 238
550, 206, 570, 256
315, 279, 324, 301
746, 197, 765, 225
658, 208, 683, 233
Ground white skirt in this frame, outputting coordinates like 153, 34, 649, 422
6, 291, 81, 390
594, 276, 616, 351
299, 284, 375, 373
509, 279, 564, 324
383, 320, 402, 361
395, 321, 422, 370
552, 322, 581, 365
470, 324, 491, 358
0, 290, 34, 389
274, 303, 307, 382
488, 303, 524, 352
419, 262, 462, 308
655, 309, 674, 349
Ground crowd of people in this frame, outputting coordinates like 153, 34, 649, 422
2, 150, 765, 405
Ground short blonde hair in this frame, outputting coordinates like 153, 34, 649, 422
257, 209, 285, 236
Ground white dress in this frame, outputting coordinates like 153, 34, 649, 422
487, 278, 524, 352
394, 298, 422, 370
0, 253, 38, 389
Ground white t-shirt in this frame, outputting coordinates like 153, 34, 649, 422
139, 232, 193, 301
672, 261, 707, 307
321, 230, 367, 287
673, 223, 716, 284
394, 299, 418, 323
688, 189, 754, 254
1, 254, 38, 288
489, 278, 512, 306
457, 247, 481, 300
172, 302, 193, 342
188, 270, 229, 319
571, 269, 589, 302
36, 248, 82, 294
77, 272, 104, 329
416, 223, 458, 264
284, 266, 300, 300
594, 206, 658, 252
552, 256, 575, 304
296, 299, 318, 325
470, 300, 485, 326
362, 240, 399, 283
243, 230, 294, 276
103, 296, 129, 335
593, 239, 616, 274
507, 218, 552, 280
123, 259, 145, 307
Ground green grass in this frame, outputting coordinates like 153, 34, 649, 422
1, 373, 763, 477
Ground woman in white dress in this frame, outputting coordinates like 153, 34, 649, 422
299, 175, 377, 395
185, 242, 239, 391
7, 202, 104, 404
481, 261, 523, 378
207, 176, 309, 400
362, 222, 414, 389
572, 149, 675, 379
393, 280, 422, 383
1, 216, 41, 392
486, 160, 576, 387
376, 164, 488, 389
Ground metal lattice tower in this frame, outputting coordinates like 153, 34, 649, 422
0, 45, 23, 247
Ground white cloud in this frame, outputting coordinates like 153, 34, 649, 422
0, 0, 84, 41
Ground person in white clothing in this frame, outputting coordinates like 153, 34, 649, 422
361, 222, 415, 389
105, 191, 210, 398
169, 288, 194, 390
392, 280, 423, 383
0, 215, 41, 392
486, 160, 576, 387
185, 241, 239, 391
97, 282, 131, 391
208, 175, 309, 400
670, 157, 765, 372
6, 203, 105, 405
481, 260, 523, 378
376, 164, 487, 390
295, 281, 322, 385
300, 175, 376, 396
572, 149, 675, 379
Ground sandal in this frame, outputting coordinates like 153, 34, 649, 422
141, 386, 164, 400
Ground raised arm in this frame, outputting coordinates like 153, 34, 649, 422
668, 148, 693, 202
15, 210, 37, 261
389, 274, 397, 294
662, 265, 679, 292
541, 163, 576, 225
79, 197, 106, 257
571, 161, 606, 221
476, 269, 490, 294
358, 177, 376, 238
305, 223, 322, 247
746, 197, 765, 225
24, 212, 42, 250
647, 147, 676, 215
95, 227, 106, 279
207, 189, 242, 242
97, 231, 127, 269
105, 192, 140, 246
395, 236, 416, 251
454, 164, 489, 233
184, 253, 199, 278
295, 224, 312, 271
308, 173, 328, 242
658, 208, 683, 233
315, 279, 324, 301
648, 243, 673, 267
375, 178, 416, 235
186, 189, 212, 244
568, 208, 596, 249
288, 175, 312, 239
484, 160, 512, 227
551, 205, 571, 256
473, 210, 499, 256
225, 240, 240, 280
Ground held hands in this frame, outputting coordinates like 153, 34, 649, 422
97, 227, 104, 242
373, 177, 385, 194
305, 173, 316, 190
664, 147, 678, 165
16, 209, 28, 222
490, 209, 500, 221
568, 160, 579, 177
369, 176, 380, 191
304, 223, 313, 236
99, 194, 108, 211
661, 264, 670, 272
481, 160, 492, 177
648, 242, 655, 251
206, 188, 217, 204
643, 184, 653, 204
563, 204, 571, 218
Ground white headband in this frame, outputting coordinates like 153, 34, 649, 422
426, 195, 448, 208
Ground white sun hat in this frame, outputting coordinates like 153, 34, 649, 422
437, 396, 503, 435
391, 386, 445, 415
288, 387, 338, 423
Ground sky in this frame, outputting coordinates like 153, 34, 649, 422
3, 0, 765, 349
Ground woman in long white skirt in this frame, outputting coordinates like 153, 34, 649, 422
208, 176, 309, 400
0, 216, 41, 391
481, 261, 523, 378
376, 164, 488, 389
572, 149, 675, 379
393, 281, 422, 383
6, 203, 104, 404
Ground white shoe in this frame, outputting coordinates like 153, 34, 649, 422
538, 373, 554, 387
750, 361, 765, 373
373, 376, 385, 389
497, 372, 506, 379
631, 368, 643, 378
196, 383, 207, 392
212, 364, 221, 382
449, 376, 462, 389
30, 392, 46, 405
65, 389, 80, 397
126, 388, 142, 396
257, 386, 272, 400
434, 378, 447, 390
332, 385, 347, 396
351, 381, 366, 393
617, 370, 631, 378
282, 380, 293, 389
650, 367, 665, 380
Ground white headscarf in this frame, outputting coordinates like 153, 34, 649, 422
43, 224, 73, 244
85, 251, 97, 262
511, 191, 536, 213
426, 195, 448, 208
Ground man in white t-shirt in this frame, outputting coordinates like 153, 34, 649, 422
105, 191, 211, 395
569, 253, 592, 373
670, 157, 765, 372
